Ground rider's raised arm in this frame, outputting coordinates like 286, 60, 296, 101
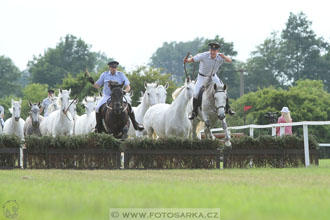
219, 53, 232, 63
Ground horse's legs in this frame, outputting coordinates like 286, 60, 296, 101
122, 125, 129, 140
222, 118, 231, 147
205, 119, 212, 139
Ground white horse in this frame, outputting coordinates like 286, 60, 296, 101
75, 96, 97, 135
40, 89, 74, 136
156, 83, 169, 103
127, 82, 158, 137
4, 99, 25, 140
68, 99, 79, 135
144, 78, 193, 138
190, 77, 231, 146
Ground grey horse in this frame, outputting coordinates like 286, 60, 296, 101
24, 102, 44, 136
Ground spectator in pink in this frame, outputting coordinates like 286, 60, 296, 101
276, 107, 293, 136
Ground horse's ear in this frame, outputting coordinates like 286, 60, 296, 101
75, 99, 78, 104
99, 91, 103, 97
84, 98, 87, 103
214, 83, 217, 90
60, 88, 62, 93
224, 84, 227, 90
155, 82, 159, 88
121, 81, 125, 88
11, 99, 14, 104
130, 90, 133, 97
93, 96, 97, 102
68, 88, 71, 94
186, 77, 190, 83
28, 101, 32, 107
19, 99, 22, 105
165, 82, 169, 89
144, 81, 148, 89
38, 102, 41, 108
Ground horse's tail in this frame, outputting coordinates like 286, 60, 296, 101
196, 121, 205, 137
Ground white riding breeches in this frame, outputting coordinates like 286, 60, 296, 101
96, 95, 110, 113
193, 74, 224, 99
95, 95, 129, 113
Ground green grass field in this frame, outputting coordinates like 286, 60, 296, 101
1, 160, 330, 220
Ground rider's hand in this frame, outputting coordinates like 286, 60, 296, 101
85, 68, 90, 77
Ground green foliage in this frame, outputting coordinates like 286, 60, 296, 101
25, 133, 121, 151
126, 66, 177, 106
245, 12, 330, 92
228, 79, 330, 142
150, 38, 203, 82
28, 34, 97, 87
0, 55, 22, 98
124, 137, 222, 150
0, 135, 22, 148
226, 135, 318, 168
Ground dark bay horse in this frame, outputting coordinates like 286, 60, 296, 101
100, 81, 130, 140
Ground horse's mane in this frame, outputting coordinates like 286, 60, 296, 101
172, 86, 184, 100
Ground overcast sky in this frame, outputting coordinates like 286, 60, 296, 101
1, 0, 330, 71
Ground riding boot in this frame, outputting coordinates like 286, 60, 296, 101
225, 97, 235, 115
128, 104, 144, 131
95, 112, 104, 133
189, 98, 198, 120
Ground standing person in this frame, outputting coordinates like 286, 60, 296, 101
184, 42, 235, 120
86, 61, 144, 133
0, 105, 4, 129
276, 107, 293, 136
40, 89, 56, 117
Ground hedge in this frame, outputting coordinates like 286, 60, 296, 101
24, 133, 122, 169
0, 135, 21, 168
225, 135, 319, 168
0, 134, 320, 169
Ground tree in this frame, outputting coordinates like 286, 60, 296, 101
0, 55, 22, 98
28, 34, 96, 87
150, 38, 203, 82
228, 79, 330, 142
245, 12, 330, 92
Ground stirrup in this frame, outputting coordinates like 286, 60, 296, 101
188, 112, 196, 120
137, 124, 144, 131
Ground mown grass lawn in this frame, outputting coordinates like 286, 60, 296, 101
0, 160, 330, 220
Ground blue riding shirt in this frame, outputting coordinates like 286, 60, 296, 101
95, 71, 130, 96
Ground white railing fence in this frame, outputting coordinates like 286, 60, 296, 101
200, 121, 330, 167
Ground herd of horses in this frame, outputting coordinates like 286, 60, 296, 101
0, 76, 231, 146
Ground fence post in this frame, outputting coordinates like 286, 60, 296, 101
249, 127, 254, 138
280, 126, 285, 136
272, 126, 276, 136
303, 124, 310, 167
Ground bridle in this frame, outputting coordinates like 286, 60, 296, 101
214, 89, 227, 111
106, 86, 128, 113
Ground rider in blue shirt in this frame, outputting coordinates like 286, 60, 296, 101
86, 61, 144, 133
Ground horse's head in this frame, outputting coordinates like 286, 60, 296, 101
143, 82, 158, 106
156, 82, 169, 103
184, 77, 194, 101
10, 99, 22, 121
82, 96, 96, 114
213, 83, 227, 120
109, 81, 125, 114
29, 102, 41, 126
58, 88, 71, 113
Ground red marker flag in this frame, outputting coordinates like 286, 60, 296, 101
244, 105, 253, 112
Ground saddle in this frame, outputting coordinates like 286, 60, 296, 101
197, 86, 205, 110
